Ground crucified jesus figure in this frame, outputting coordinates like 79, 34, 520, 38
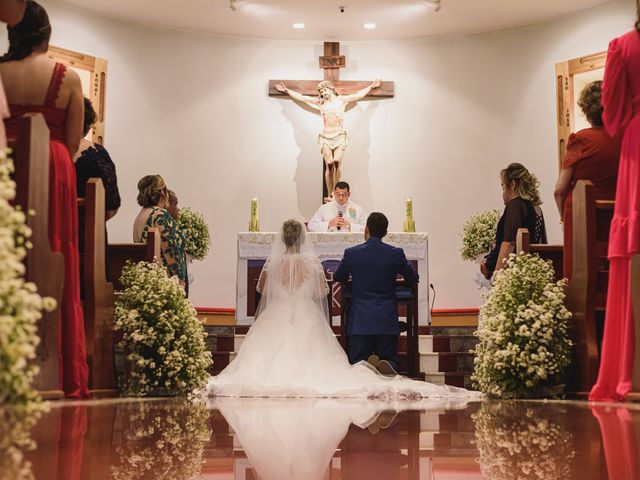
275, 79, 381, 196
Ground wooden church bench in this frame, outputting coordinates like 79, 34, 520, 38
10, 113, 65, 399
565, 180, 615, 396
106, 229, 161, 290
78, 178, 117, 396
515, 228, 564, 280
628, 254, 640, 402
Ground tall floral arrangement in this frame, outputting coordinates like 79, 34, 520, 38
176, 207, 211, 261
472, 253, 572, 398
460, 209, 500, 261
0, 150, 55, 406
114, 261, 212, 396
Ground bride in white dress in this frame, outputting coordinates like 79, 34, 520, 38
207, 219, 479, 399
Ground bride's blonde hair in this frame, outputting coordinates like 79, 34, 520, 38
282, 219, 303, 250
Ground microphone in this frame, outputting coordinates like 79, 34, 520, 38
337, 210, 343, 231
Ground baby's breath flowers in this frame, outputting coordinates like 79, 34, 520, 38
472, 253, 572, 398
111, 401, 211, 480
0, 149, 55, 406
460, 209, 500, 261
115, 261, 212, 396
176, 207, 211, 261
473, 402, 576, 479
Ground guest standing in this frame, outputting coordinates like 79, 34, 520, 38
589, 12, 640, 402
133, 174, 187, 287
481, 163, 547, 279
74, 97, 120, 220
0, 0, 89, 397
554, 81, 620, 280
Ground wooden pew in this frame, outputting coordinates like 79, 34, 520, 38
565, 180, 615, 396
106, 229, 161, 290
78, 178, 117, 396
10, 114, 65, 399
516, 228, 564, 280
628, 254, 640, 402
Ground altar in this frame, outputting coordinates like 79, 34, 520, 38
236, 232, 430, 325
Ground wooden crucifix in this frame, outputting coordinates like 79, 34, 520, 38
269, 42, 394, 201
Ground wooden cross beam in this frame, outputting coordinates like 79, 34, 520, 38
269, 41, 394, 97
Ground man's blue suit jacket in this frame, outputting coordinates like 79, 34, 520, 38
333, 236, 419, 336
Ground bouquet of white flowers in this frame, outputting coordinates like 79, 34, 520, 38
473, 402, 576, 479
460, 209, 500, 261
111, 401, 211, 480
176, 207, 211, 261
0, 149, 55, 406
472, 253, 572, 398
114, 261, 212, 396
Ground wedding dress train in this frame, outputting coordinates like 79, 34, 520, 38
206, 229, 479, 400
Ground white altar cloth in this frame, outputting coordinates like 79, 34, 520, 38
236, 232, 429, 325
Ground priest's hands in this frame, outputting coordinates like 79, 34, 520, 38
329, 216, 350, 231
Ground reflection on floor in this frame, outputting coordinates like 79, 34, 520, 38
1, 397, 639, 479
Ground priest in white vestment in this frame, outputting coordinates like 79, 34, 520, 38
308, 181, 366, 232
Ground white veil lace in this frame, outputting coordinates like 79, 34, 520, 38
255, 220, 330, 321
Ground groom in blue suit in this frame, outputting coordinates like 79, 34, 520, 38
334, 212, 419, 376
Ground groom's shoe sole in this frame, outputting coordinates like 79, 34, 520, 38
377, 360, 398, 377
367, 355, 381, 368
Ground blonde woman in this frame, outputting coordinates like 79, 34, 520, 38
481, 163, 547, 279
133, 174, 187, 287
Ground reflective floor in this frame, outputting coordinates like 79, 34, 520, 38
1, 397, 639, 479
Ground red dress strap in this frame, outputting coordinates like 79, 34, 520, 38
43, 62, 67, 108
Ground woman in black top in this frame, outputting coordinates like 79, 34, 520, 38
74, 97, 121, 219
481, 163, 547, 279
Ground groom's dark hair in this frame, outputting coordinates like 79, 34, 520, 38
366, 212, 388, 238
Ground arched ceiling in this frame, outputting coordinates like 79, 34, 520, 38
56, 0, 619, 40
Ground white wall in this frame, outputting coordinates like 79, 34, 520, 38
19, 0, 636, 309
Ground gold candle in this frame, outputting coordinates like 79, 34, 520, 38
249, 197, 260, 232
403, 197, 416, 233
406, 198, 413, 222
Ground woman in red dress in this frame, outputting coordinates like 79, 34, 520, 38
554, 81, 621, 280
589, 10, 640, 401
0, 1, 89, 397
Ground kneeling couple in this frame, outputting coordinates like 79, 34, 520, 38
207, 213, 473, 400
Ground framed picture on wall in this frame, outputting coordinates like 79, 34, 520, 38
555, 51, 606, 170
47, 45, 107, 144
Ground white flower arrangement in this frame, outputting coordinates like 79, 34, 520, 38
111, 401, 211, 480
176, 207, 211, 261
473, 402, 576, 479
472, 253, 572, 398
114, 261, 212, 396
0, 149, 55, 406
460, 209, 500, 261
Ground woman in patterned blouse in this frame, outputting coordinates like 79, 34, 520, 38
133, 174, 187, 287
